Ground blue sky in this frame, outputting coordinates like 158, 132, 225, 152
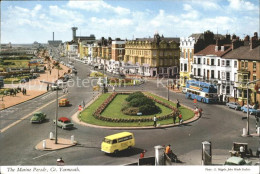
1, 0, 259, 43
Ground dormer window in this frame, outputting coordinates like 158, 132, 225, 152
215, 46, 218, 52
221, 46, 225, 51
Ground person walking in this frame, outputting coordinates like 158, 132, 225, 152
173, 113, 177, 124
24, 88, 27, 95
47, 84, 49, 91
177, 99, 180, 109
153, 115, 157, 127
178, 113, 183, 124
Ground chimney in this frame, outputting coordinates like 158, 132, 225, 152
53, 32, 54, 41
215, 46, 219, 52
244, 35, 250, 46
232, 40, 240, 50
250, 36, 258, 50
221, 46, 225, 51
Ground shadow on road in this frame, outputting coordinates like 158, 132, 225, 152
105, 147, 144, 158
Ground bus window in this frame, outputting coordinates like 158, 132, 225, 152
112, 140, 117, 144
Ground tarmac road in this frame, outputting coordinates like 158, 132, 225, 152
0, 55, 259, 166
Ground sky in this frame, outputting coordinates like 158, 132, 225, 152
1, 0, 259, 43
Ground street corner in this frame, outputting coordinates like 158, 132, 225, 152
35, 138, 77, 151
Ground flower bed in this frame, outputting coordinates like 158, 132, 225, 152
92, 92, 178, 123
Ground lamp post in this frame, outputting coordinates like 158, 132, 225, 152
246, 79, 260, 136
55, 62, 60, 144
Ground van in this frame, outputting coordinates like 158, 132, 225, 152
101, 132, 135, 154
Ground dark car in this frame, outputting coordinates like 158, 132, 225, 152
30, 111, 46, 123
226, 102, 241, 110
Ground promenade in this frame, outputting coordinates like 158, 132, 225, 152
0, 60, 70, 110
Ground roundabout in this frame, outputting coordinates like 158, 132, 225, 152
75, 91, 196, 128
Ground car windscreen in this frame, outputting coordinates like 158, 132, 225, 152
103, 138, 112, 144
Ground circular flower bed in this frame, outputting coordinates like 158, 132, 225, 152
92, 92, 178, 123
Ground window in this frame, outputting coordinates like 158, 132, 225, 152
222, 60, 225, 66
253, 61, 256, 70
203, 58, 206, 64
253, 75, 256, 81
218, 71, 220, 79
160, 59, 163, 66
194, 68, 196, 76
234, 61, 237, 68
186, 51, 188, 58
207, 59, 210, 65
245, 61, 248, 68
164, 68, 167, 74
194, 58, 197, 64
198, 68, 201, 76
211, 70, 214, 79
112, 140, 117, 144
241, 61, 244, 68
226, 72, 230, 81
221, 72, 225, 79
218, 59, 220, 66
159, 68, 163, 74
118, 135, 132, 142
198, 58, 201, 64
203, 69, 206, 77
189, 51, 192, 58
226, 60, 230, 67
211, 59, 214, 66
226, 86, 230, 94
184, 64, 187, 72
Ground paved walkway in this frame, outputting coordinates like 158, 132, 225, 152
35, 138, 77, 151
1, 59, 70, 110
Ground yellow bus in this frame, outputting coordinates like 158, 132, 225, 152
101, 132, 135, 154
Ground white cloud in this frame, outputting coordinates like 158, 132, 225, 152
228, 0, 258, 11
67, 0, 131, 15
182, 4, 200, 19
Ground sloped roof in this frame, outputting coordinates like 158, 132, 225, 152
195, 44, 232, 57
223, 45, 260, 61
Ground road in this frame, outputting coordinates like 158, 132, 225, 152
0, 53, 259, 166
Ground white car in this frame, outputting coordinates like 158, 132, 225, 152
182, 87, 187, 93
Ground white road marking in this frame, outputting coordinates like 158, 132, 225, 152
0, 94, 67, 133
32, 151, 56, 160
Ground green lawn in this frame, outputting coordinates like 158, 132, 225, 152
80, 92, 194, 127
101, 94, 172, 119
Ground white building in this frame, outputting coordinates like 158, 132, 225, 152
193, 44, 238, 98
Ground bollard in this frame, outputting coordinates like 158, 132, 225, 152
71, 135, 74, 144
50, 132, 54, 140
154, 145, 165, 166
257, 127, 260, 136
242, 128, 247, 136
43, 140, 46, 149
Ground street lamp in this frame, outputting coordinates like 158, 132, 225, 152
246, 79, 260, 136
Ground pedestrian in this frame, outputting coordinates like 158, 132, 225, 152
24, 88, 27, 95
173, 113, 177, 124
65, 86, 68, 93
140, 150, 145, 159
177, 99, 180, 108
153, 115, 157, 127
47, 84, 49, 91
22, 88, 24, 95
112, 86, 115, 92
165, 144, 172, 155
199, 108, 203, 117
178, 113, 183, 124
177, 84, 180, 90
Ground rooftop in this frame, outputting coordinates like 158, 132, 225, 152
195, 44, 232, 57
223, 45, 260, 61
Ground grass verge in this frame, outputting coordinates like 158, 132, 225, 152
80, 92, 194, 127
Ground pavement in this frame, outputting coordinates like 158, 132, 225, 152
35, 138, 77, 151
1, 59, 70, 110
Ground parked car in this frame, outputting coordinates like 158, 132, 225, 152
226, 102, 241, 110
241, 106, 260, 116
53, 117, 74, 129
224, 156, 252, 165
51, 84, 60, 90
30, 111, 46, 123
182, 87, 187, 94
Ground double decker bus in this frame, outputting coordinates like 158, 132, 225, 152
185, 80, 218, 104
